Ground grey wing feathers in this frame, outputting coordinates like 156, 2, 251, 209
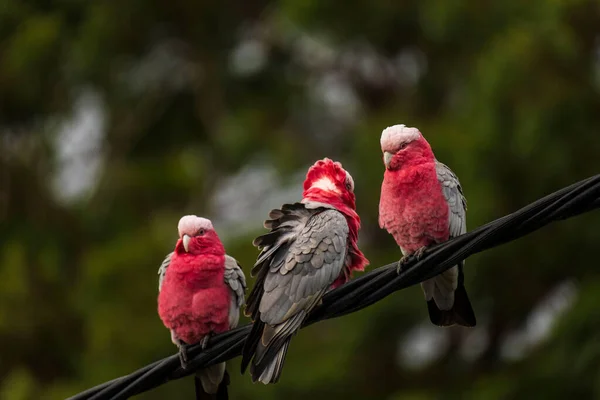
242, 203, 350, 383
426, 161, 476, 327
157, 252, 173, 291
435, 161, 467, 238
247, 203, 319, 319
224, 254, 247, 329
257, 208, 349, 325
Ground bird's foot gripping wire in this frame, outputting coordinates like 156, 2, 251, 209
413, 246, 427, 261
177, 343, 189, 370
171, 330, 190, 370
396, 257, 409, 274
396, 246, 428, 274
200, 333, 213, 351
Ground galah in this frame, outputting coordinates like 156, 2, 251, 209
378, 124, 476, 327
241, 158, 369, 384
158, 216, 246, 400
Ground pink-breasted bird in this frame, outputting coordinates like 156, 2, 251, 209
241, 158, 369, 384
158, 216, 246, 400
378, 124, 476, 327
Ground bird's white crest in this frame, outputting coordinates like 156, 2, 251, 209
380, 124, 421, 152
309, 177, 340, 193
177, 215, 214, 237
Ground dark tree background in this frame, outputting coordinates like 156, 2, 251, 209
1, 1, 600, 399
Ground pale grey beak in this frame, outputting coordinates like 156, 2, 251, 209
182, 234, 191, 252
383, 151, 394, 168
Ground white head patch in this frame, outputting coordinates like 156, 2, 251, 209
380, 124, 421, 152
309, 177, 339, 193
177, 215, 214, 237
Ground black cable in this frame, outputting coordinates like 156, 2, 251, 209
67, 174, 600, 400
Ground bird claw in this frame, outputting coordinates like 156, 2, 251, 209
178, 334, 211, 370
396, 247, 429, 274
414, 246, 428, 261
178, 344, 189, 370
396, 257, 410, 274
201, 334, 212, 351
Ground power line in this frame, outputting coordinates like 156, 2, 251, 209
68, 174, 600, 400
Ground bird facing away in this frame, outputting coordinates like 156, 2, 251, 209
158, 215, 246, 400
378, 124, 476, 327
241, 158, 369, 384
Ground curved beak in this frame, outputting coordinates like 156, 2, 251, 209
182, 234, 191, 252
383, 152, 394, 168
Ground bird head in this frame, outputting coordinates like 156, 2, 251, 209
302, 158, 356, 211
176, 215, 224, 256
380, 124, 433, 170
302, 158, 368, 282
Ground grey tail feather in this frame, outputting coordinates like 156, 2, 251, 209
195, 363, 228, 400
250, 339, 291, 384
241, 319, 265, 374
194, 370, 229, 400
427, 284, 476, 327
246, 312, 305, 383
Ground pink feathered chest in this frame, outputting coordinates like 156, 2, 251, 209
379, 163, 450, 253
157, 253, 231, 344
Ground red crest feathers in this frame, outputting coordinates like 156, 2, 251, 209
303, 158, 348, 192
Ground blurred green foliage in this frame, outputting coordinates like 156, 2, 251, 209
1, 1, 600, 399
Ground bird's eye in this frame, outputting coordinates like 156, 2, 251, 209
197, 229, 205, 236
344, 175, 354, 192
399, 142, 408, 150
